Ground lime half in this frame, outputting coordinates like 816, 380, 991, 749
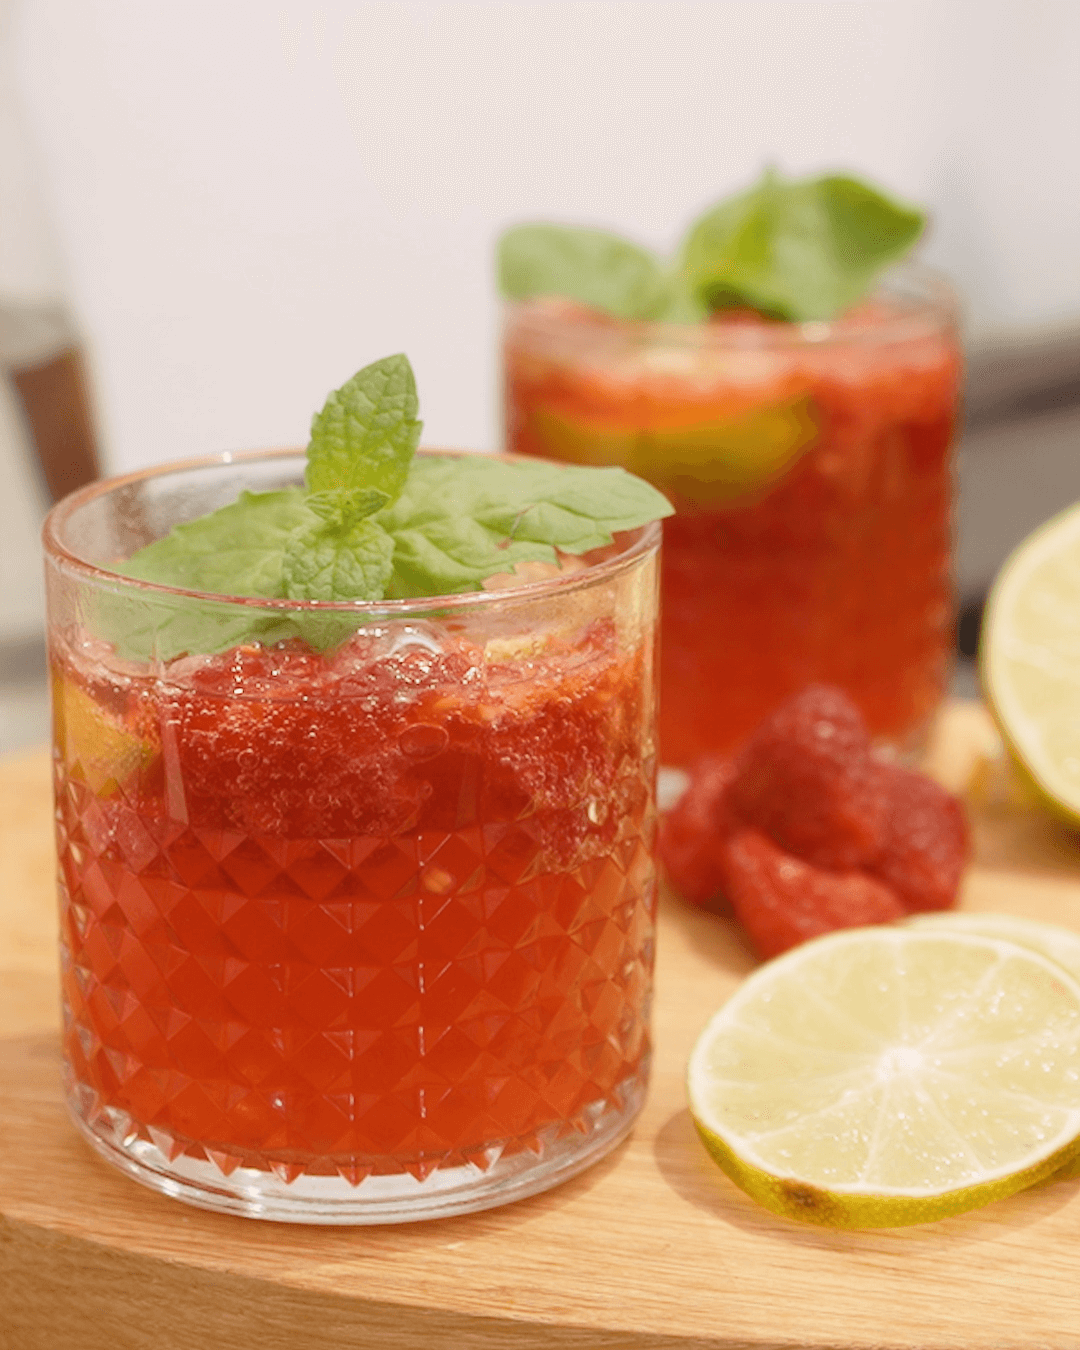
905, 911, 1080, 1183
687, 926, 1080, 1228
981, 502, 1080, 823
904, 911, 1080, 984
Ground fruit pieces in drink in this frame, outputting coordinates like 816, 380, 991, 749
505, 299, 959, 763
55, 610, 657, 1178
658, 685, 969, 958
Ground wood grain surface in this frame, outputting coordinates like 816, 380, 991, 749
3, 703, 1080, 1350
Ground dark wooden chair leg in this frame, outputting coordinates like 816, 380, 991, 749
10, 345, 101, 503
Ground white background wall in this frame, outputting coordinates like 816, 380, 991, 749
9, 0, 1080, 473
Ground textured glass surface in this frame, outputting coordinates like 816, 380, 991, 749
46, 453, 660, 1222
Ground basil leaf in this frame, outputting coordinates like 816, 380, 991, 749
681, 169, 925, 322
498, 223, 670, 321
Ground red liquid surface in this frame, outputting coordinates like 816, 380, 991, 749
505, 301, 961, 764
54, 617, 656, 1180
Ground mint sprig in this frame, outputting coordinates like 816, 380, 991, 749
498, 224, 674, 322
497, 169, 925, 324
110, 355, 672, 659
306, 356, 420, 498
682, 171, 925, 322
381, 455, 667, 598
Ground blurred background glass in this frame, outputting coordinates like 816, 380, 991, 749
2, 0, 1079, 747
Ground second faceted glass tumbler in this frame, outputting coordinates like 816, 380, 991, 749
503, 263, 962, 765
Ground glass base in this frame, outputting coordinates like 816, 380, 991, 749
67, 1065, 648, 1224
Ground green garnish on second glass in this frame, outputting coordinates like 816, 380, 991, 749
498, 167, 926, 324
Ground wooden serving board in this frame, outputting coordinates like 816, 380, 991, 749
4, 701, 1080, 1350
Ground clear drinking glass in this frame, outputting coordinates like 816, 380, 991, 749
503, 264, 962, 766
45, 449, 660, 1223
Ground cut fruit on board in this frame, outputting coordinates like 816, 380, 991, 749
903, 910, 1080, 1184
981, 500, 1080, 825
687, 926, 1080, 1228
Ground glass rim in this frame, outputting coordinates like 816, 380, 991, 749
504, 259, 959, 350
43, 446, 662, 616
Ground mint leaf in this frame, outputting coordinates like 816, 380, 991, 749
498, 223, 670, 322
681, 169, 925, 322
380, 455, 673, 598
306, 354, 421, 499
103, 355, 674, 659
117, 488, 313, 597
283, 516, 394, 602
306, 486, 390, 528
97, 588, 306, 665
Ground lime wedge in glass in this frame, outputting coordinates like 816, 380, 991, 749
533, 396, 817, 504
53, 675, 158, 797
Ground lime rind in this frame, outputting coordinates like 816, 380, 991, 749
692, 1117, 1080, 1229
687, 926, 1080, 1227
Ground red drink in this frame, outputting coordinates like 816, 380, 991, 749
504, 269, 961, 764
46, 451, 660, 1222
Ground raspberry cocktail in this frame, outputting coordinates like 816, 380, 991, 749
500, 174, 962, 764
504, 273, 960, 764
46, 360, 667, 1222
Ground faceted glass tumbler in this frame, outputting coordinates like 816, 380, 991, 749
44, 449, 661, 1223
503, 264, 962, 765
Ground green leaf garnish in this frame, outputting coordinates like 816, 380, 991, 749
282, 516, 395, 603
498, 223, 672, 322
115, 488, 313, 597
498, 170, 925, 324
681, 170, 925, 322
306, 353, 421, 498
380, 455, 670, 598
108, 355, 672, 659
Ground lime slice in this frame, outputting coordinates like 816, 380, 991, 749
687, 926, 1080, 1228
53, 674, 158, 797
533, 397, 817, 505
904, 911, 1080, 983
981, 502, 1080, 823
904, 910, 1080, 1185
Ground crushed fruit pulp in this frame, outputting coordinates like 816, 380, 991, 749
54, 616, 657, 1182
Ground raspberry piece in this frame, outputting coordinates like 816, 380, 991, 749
658, 757, 739, 910
730, 684, 885, 870
868, 765, 969, 912
721, 827, 905, 960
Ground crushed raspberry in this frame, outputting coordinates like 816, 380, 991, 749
868, 764, 969, 912
660, 682, 971, 958
730, 684, 885, 870
658, 757, 739, 910
721, 827, 906, 960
